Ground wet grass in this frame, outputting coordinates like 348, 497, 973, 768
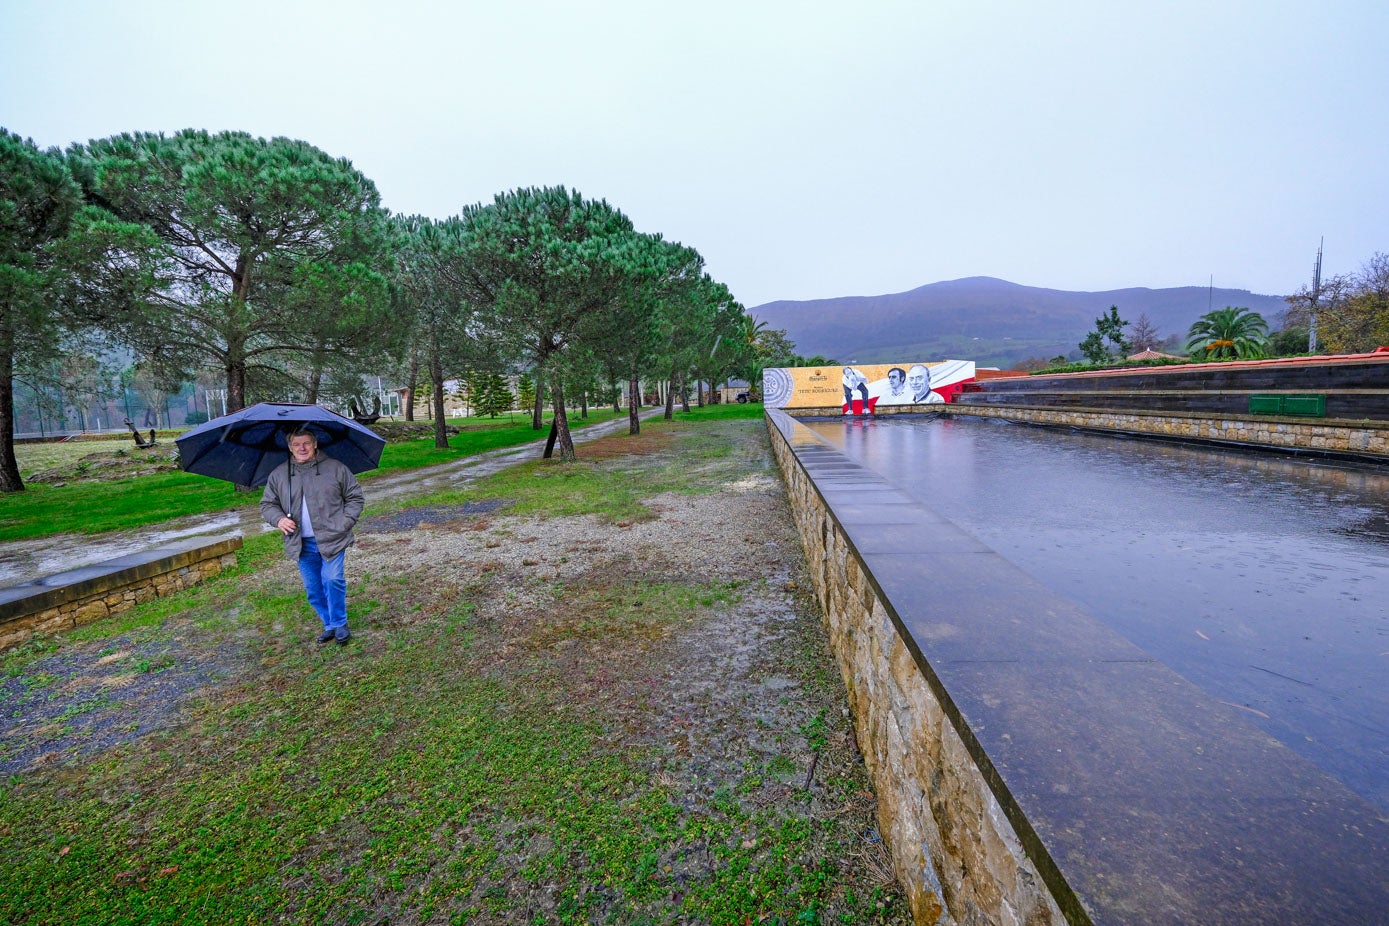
0, 409, 903, 925
0, 408, 636, 542
366, 408, 623, 475
0, 470, 262, 542
409, 405, 771, 524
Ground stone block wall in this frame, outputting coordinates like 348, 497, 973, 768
768, 420, 1063, 926
0, 536, 242, 652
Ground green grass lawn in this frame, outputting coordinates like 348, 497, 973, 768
0, 406, 765, 543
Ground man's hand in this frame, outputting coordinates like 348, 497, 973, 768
277, 516, 297, 536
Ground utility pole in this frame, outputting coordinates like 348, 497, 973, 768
1308, 238, 1323, 353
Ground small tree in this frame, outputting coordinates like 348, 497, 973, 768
475, 372, 512, 418
1186, 307, 1270, 360
1079, 305, 1131, 363
1268, 326, 1310, 357
516, 372, 536, 413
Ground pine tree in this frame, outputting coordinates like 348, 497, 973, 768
476, 372, 512, 417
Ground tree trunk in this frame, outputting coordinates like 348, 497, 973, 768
550, 379, 576, 462
680, 371, 690, 413
696, 375, 705, 407
542, 419, 558, 459
580, 388, 588, 419
430, 351, 448, 449
0, 331, 26, 493
531, 369, 545, 430
613, 379, 621, 414
306, 351, 324, 404
227, 358, 247, 414
628, 374, 641, 435
663, 373, 675, 420
227, 268, 253, 414
404, 355, 418, 421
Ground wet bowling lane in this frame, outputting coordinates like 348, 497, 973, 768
803, 415, 1389, 813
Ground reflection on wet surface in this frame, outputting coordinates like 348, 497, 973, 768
805, 415, 1389, 813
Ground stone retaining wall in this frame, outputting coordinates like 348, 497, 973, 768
768, 416, 1063, 926
0, 536, 242, 652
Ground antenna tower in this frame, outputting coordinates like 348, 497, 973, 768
1308, 238, 1323, 353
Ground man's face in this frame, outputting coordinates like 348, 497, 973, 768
907, 367, 929, 396
888, 370, 904, 390
289, 435, 317, 464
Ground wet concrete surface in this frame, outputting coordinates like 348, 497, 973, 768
778, 411, 1389, 923
0, 411, 655, 589
806, 414, 1389, 815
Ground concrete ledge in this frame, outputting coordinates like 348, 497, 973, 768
765, 409, 1389, 925
0, 535, 242, 651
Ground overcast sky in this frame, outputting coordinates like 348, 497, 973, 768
3, 0, 1385, 307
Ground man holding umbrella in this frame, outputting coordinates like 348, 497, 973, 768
260, 427, 365, 645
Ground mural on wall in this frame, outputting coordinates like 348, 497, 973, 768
763, 361, 976, 414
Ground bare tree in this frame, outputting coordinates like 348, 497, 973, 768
1127, 313, 1163, 352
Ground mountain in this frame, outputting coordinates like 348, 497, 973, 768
750, 276, 1290, 367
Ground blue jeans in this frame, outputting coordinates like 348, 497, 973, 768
298, 536, 347, 630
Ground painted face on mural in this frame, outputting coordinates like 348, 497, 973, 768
887, 368, 905, 395
907, 364, 931, 401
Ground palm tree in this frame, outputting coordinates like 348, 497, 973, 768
1186, 307, 1270, 360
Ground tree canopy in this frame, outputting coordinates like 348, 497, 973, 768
0, 129, 84, 490
441, 187, 654, 459
1286, 252, 1389, 354
5, 126, 757, 474
1, 129, 155, 491
67, 130, 399, 412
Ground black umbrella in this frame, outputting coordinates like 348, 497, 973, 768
175, 403, 386, 487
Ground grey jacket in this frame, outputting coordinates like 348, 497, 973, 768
259, 454, 365, 560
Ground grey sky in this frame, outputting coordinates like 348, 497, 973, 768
3, 0, 1385, 307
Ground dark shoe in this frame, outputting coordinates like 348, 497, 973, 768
317, 629, 336, 645
334, 627, 351, 646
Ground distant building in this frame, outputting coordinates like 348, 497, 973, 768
717, 379, 751, 403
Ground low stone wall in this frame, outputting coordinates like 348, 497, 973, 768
767, 414, 1064, 925
944, 404, 1389, 460
0, 536, 242, 652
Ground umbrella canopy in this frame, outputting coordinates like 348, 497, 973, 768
175, 403, 386, 487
